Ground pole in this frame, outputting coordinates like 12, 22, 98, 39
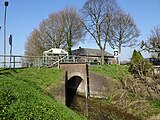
9, 40, 12, 69
4, 1, 9, 68
9, 34, 12, 69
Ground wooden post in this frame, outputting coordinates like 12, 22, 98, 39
85, 64, 89, 117
86, 64, 90, 98
65, 71, 68, 106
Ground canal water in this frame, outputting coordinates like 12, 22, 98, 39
69, 95, 141, 120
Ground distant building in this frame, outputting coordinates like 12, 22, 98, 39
72, 47, 115, 64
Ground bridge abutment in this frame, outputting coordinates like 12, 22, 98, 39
60, 63, 89, 106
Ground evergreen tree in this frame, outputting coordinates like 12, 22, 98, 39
130, 50, 151, 79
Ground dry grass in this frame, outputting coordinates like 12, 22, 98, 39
90, 65, 160, 120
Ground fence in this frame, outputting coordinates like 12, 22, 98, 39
0, 55, 90, 68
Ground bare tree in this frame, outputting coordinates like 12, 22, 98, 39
43, 12, 66, 49
25, 7, 85, 57
81, 0, 120, 65
25, 29, 45, 56
38, 15, 66, 50
38, 19, 54, 50
110, 11, 140, 65
141, 25, 160, 58
60, 7, 85, 55
111, 11, 140, 54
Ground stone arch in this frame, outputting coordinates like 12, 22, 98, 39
59, 63, 89, 106
66, 76, 83, 107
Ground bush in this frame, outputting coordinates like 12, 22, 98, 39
129, 50, 152, 79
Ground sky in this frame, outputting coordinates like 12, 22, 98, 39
0, 0, 160, 61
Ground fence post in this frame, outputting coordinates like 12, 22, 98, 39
13, 56, 15, 68
58, 56, 60, 69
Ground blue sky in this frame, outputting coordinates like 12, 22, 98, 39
0, 0, 160, 60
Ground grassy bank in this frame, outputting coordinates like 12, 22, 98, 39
89, 64, 129, 80
89, 65, 160, 119
0, 68, 86, 120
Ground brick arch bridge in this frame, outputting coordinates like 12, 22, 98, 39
59, 63, 90, 107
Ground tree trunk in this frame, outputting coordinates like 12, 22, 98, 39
67, 38, 72, 59
118, 43, 121, 65
67, 28, 72, 58
101, 48, 105, 65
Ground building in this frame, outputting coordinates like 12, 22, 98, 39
72, 47, 115, 64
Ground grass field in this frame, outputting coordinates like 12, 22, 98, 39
0, 67, 86, 120
89, 64, 129, 80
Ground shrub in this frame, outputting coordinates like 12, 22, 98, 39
129, 50, 152, 79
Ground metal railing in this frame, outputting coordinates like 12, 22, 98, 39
0, 55, 92, 68
0, 55, 43, 68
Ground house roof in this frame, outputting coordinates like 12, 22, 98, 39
72, 48, 114, 58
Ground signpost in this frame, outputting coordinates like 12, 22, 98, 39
114, 48, 119, 64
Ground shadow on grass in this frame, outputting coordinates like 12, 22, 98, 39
0, 68, 26, 76
0, 68, 14, 77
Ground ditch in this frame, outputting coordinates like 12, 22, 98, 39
69, 95, 142, 120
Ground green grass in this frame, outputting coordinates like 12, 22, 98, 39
89, 64, 129, 80
150, 99, 160, 109
0, 67, 86, 120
